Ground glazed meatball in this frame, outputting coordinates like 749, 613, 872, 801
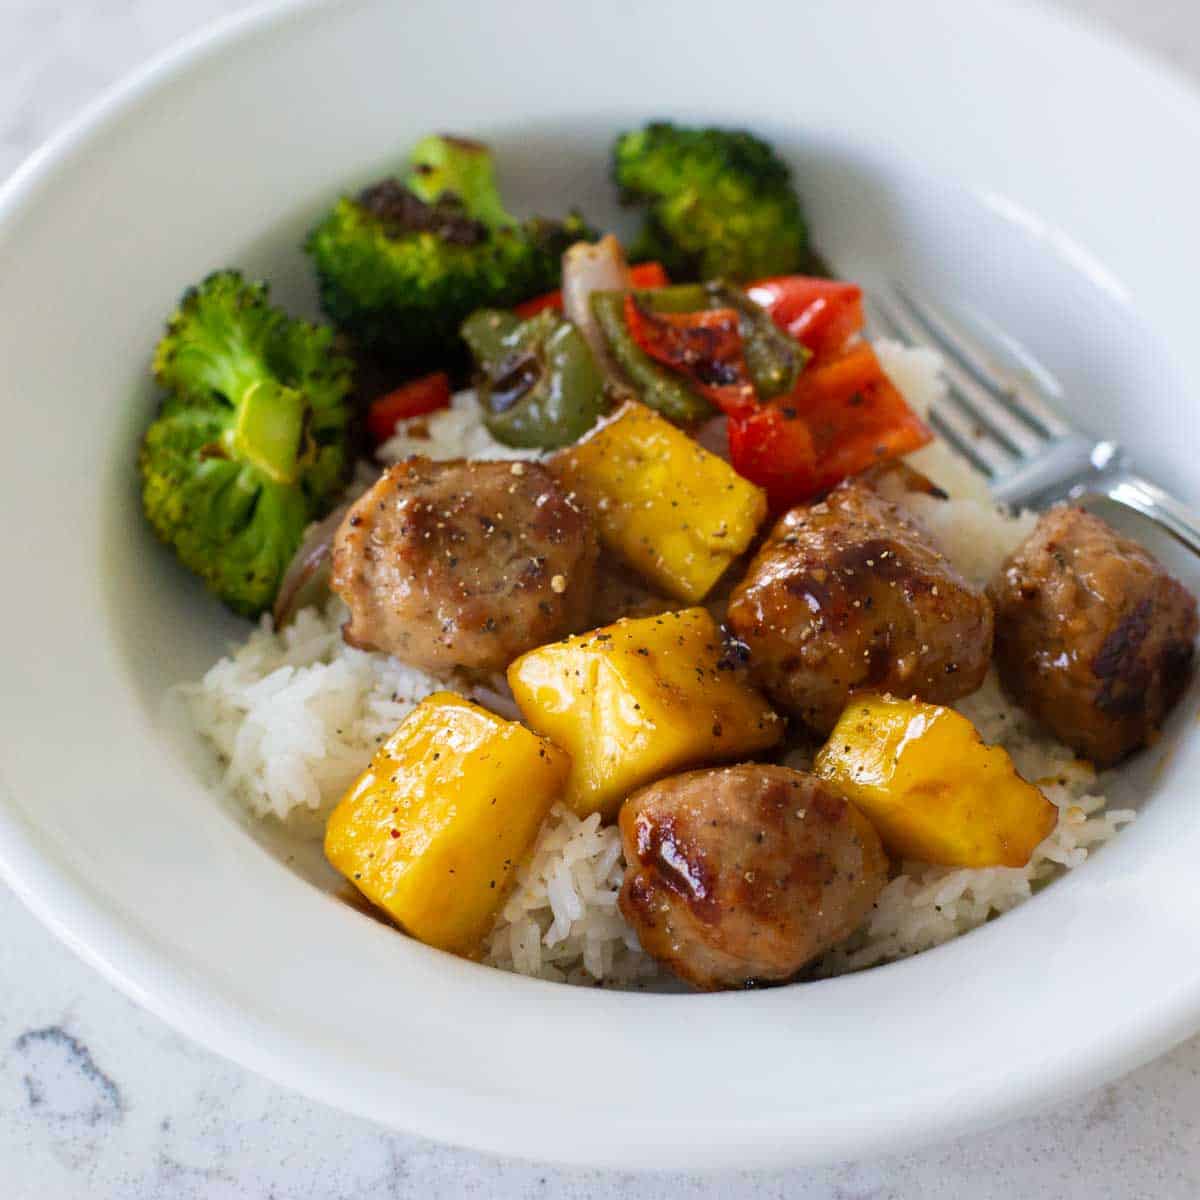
332, 457, 597, 674
619, 765, 887, 990
989, 506, 1197, 766
726, 478, 993, 734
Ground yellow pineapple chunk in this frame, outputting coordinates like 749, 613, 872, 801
814, 694, 1058, 868
550, 401, 767, 603
324, 692, 568, 956
508, 608, 782, 820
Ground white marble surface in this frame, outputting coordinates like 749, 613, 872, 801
3, 1, 1200, 1195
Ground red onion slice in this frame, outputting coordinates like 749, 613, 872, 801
272, 503, 350, 628
561, 234, 632, 370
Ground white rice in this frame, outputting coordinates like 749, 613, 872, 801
185, 343, 1134, 987
183, 602, 447, 825
377, 389, 541, 465
875, 338, 993, 506
482, 806, 661, 986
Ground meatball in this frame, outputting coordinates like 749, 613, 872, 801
332, 457, 597, 674
989, 506, 1197, 766
726, 478, 993, 734
619, 764, 887, 990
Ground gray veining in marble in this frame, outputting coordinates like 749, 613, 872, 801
3, 2, 1200, 1196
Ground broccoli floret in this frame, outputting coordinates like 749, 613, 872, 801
612, 122, 809, 282
306, 135, 592, 369
405, 133, 515, 229
139, 270, 352, 616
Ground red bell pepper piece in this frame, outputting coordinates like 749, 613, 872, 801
512, 290, 564, 319
792, 344, 931, 491
727, 404, 817, 508
745, 276, 864, 362
627, 261, 671, 291
610, 267, 926, 509
728, 343, 931, 510
366, 371, 451, 443
623, 293, 756, 415
513, 261, 670, 318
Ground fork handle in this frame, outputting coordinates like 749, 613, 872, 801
1071, 469, 1200, 558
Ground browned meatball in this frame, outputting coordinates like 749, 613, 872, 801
989, 506, 1197, 766
619, 764, 887, 990
331, 457, 597, 674
726, 478, 993, 734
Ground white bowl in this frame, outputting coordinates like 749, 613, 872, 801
2, 0, 1199, 1170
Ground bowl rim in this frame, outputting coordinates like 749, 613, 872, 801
3, 0, 1200, 1169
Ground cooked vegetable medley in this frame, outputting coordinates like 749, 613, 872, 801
151, 122, 1198, 991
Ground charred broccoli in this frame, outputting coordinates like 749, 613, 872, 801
306, 134, 591, 369
139, 270, 352, 616
612, 122, 809, 282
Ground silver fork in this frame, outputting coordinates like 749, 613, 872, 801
872, 283, 1200, 556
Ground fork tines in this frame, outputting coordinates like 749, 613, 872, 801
871, 283, 1072, 480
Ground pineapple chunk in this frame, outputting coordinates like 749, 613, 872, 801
324, 692, 568, 956
550, 400, 767, 603
508, 608, 783, 820
813, 695, 1057, 868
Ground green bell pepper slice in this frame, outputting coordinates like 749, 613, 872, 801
461, 308, 606, 449
589, 291, 714, 425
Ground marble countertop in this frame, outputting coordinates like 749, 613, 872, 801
4, 2, 1200, 1196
